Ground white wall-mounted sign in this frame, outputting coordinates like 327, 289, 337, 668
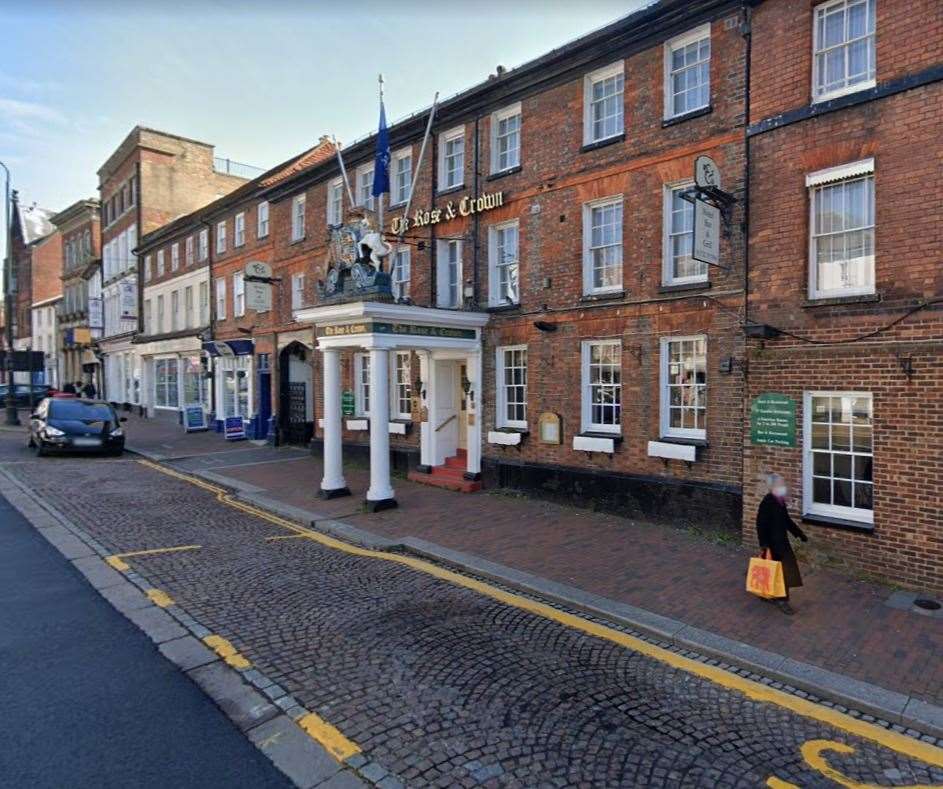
245, 260, 272, 279
87, 297, 103, 329
694, 155, 721, 190
245, 280, 272, 312
693, 199, 720, 267
119, 280, 137, 320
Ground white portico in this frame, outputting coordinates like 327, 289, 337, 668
295, 301, 490, 511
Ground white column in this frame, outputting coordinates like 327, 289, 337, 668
319, 347, 349, 498
366, 347, 396, 509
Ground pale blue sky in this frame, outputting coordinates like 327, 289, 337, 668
0, 0, 649, 258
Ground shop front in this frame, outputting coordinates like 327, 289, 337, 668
295, 301, 489, 511
137, 337, 210, 422
204, 339, 257, 437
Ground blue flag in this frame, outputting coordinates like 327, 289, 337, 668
372, 100, 390, 197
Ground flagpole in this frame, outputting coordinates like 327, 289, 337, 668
332, 135, 356, 208
398, 91, 439, 240
377, 74, 385, 238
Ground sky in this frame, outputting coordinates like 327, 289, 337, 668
0, 0, 652, 260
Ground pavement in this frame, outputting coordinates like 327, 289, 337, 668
0, 485, 290, 789
121, 414, 943, 722
2, 433, 943, 787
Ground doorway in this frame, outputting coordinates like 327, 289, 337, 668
432, 359, 460, 465
278, 342, 313, 445
457, 363, 467, 451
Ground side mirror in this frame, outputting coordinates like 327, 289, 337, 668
119, 417, 128, 423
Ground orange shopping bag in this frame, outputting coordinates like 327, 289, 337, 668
746, 556, 786, 598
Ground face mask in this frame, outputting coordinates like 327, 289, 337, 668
773, 486, 788, 498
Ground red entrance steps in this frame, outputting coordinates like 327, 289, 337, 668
408, 449, 482, 493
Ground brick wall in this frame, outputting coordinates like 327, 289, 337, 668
30, 231, 63, 305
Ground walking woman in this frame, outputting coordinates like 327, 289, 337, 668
756, 473, 808, 615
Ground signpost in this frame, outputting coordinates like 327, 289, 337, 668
183, 404, 208, 433
750, 393, 797, 448
245, 261, 274, 312
224, 415, 246, 441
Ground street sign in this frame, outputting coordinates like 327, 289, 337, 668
245, 260, 272, 279
750, 393, 796, 448
693, 199, 720, 266
694, 155, 722, 190
245, 280, 272, 312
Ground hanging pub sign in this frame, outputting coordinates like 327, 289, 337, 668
693, 199, 720, 266
750, 392, 796, 448
245, 260, 273, 312
694, 155, 722, 190
389, 191, 505, 235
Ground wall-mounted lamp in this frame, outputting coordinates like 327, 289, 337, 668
533, 320, 557, 332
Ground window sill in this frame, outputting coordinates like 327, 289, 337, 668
812, 81, 875, 105
659, 280, 711, 294
345, 418, 369, 431
801, 513, 874, 534
580, 133, 625, 154
488, 429, 527, 447
657, 436, 707, 447
486, 165, 522, 182
580, 290, 626, 303
436, 185, 465, 198
662, 105, 713, 128
802, 292, 881, 308
486, 303, 521, 313
647, 440, 697, 462
573, 432, 622, 454
289, 237, 306, 246
389, 420, 412, 435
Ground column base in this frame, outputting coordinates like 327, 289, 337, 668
365, 497, 398, 513
318, 486, 351, 500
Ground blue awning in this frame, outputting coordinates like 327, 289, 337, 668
202, 339, 254, 357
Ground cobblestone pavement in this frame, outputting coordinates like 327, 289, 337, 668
3, 439, 942, 787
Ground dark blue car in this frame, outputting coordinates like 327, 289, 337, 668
27, 398, 127, 456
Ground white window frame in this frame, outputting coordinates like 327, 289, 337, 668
580, 339, 622, 435
143, 255, 151, 282
812, 0, 876, 103
143, 299, 152, 334
391, 148, 412, 206
291, 272, 305, 310
391, 245, 410, 301
436, 239, 463, 309
291, 193, 306, 241
495, 345, 528, 429
233, 272, 245, 317
488, 220, 520, 307
156, 294, 165, 334
257, 201, 269, 238
185, 235, 194, 266
490, 102, 521, 175
156, 250, 165, 278
437, 125, 465, 192
659, 335, 707, 440
356, 163, 375, 211
662, 181, 707, 285
354, 352, 370, 417
184, 285, 194, 329
171, 242, 180, 272
583, 61, 625, 145
663, 23, 711, 120
391, 351, 412, 420
171, 290, 180, 331
803, 390, 874, 524
582, 196, 623, 295
215, 278, 226, 320
199, 281, 209, 325
198, 229, 209, 261
216, 221, 227, 254
234, 212, 246, 247
807, 158, 875, 300
326, 178, 344, 226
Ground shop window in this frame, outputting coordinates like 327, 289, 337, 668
813, 0, 875, 102
663, 182, 705, 284
221, 357, 250, 419
660, 336, 707, 440
581, 340, 621, 434
807, 160, 875, 299
664, 24, 711, 119
181, 356, 207, 408
496, 346, 527, 429
490, 103, 521, 174
804, 392, 873, 524
155, 358, 179, 408
583, 61, 624, 145
582, 197, 623, 295
488, 221, 519, 306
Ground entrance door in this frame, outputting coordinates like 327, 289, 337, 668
457, 363, 467, 450
433, 360, 459, 464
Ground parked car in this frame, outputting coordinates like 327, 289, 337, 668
0, 384, 51, 407
27, 398, 127, 456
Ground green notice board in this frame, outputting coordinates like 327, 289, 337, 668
341, 390, 355, 416
750, 393, 796, 447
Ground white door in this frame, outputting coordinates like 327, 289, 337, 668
433, 361, 458, 464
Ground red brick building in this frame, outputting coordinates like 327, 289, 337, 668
743, 0, 943, 591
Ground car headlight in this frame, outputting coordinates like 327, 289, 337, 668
110, 428, 123, 437
43, 426, 65, 438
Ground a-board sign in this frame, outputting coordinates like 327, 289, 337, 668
224, 415, 246, 441
183, 405, 208, 433
750, 393, 796, 448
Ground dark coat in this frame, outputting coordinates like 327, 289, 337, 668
756, 493, 807, 590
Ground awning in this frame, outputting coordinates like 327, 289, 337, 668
202, 339, 254, 357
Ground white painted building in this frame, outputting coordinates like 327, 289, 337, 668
31, 297, 61, 388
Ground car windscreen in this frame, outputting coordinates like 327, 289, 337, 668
48, 401, 116, 422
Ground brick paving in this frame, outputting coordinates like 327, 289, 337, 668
117, 415, 943, 710
3, 438, 942, 787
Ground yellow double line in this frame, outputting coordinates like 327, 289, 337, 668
134, 459, 943, 775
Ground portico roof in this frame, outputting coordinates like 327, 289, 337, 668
294, 301, 490, 331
